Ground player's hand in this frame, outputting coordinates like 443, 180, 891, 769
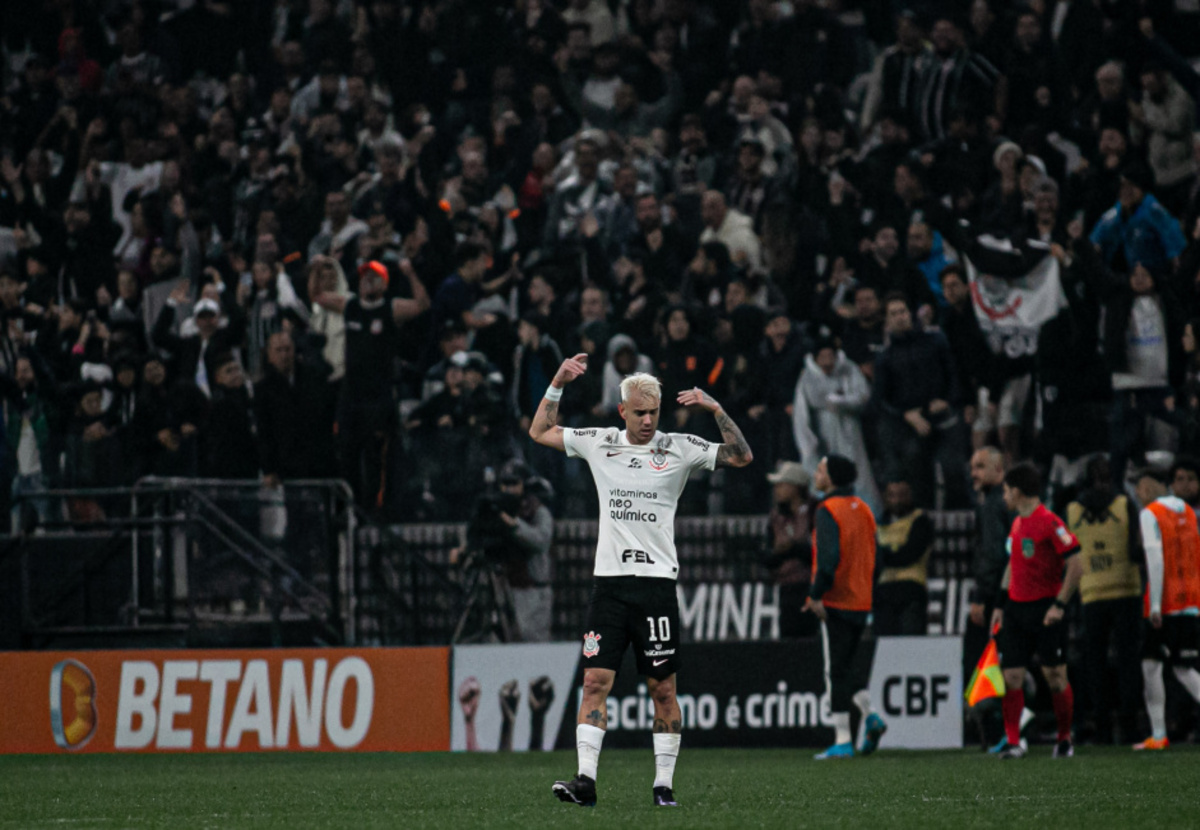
804, 596, 827, 621
676, 386, 720, 412
529, 676, 555, 714
990, 607, 1004, 633
969, 602, 985, 627
499, 678, 520, 721
552, 354, 587, 387
1150, 611, 1162, 629
1043, 604, 1064, 626
458, 677, 481, 722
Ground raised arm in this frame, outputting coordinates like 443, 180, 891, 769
391, 258, 431, 323
529, 353, 588, 452
675, 387, 753, 468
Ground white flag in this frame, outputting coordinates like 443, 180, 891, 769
965, 252, 1068, 359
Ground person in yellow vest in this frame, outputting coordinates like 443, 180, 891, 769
1133, 468, 1200, 750
805, 454, 886, 759
1066, 455, 1142, 745
875, 479, 933, 636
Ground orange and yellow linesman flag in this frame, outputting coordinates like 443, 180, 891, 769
964, 636, 1005, 707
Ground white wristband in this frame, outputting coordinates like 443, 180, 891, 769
544, 385, 563, 402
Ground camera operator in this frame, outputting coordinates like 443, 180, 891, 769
455, 462, 555, 642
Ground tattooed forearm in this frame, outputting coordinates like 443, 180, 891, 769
543, 400, 559, 429
585, 708, 608, 729
714, 410, 753, 467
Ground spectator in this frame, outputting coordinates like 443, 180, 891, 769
151, 282, 246, 397
792, 336, 877, 510
764, 460, 818, 639
256, 332, 335, 486
1104, 263, 1187, 482
1134, 61, 1197, 216
1091, 160, 1186, 278
699, 190, 762, 271
0, 354, 60, 531
201, 353, 258, 480
872, 292, 970, 508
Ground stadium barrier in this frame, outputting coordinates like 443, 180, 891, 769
451, 638, 962, 751
0, 647, 448, 754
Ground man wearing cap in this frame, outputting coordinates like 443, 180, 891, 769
151, 281, 245, 397
766, 460, 819, 638
806, 454, 886, 759
312, 259, 429, 508
1090, 159, 1186, 278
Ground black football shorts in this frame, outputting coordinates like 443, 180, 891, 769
997, 597, 1067, 669
1143, 615, 1200, 667
581, 576, 680, 680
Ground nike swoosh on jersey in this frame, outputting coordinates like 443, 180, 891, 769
607, 451, 622, 457
652, 659, 668, 666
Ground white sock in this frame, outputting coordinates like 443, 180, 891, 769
652, 733, 681, 789
577, 724, 605, 780
1172, 665, 1200, 704
1142, 660, 1167, 739
852, 689, 872, 720
833, 712, 852, 746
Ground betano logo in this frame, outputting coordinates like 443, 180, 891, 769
99, 657, 375, 751
50, 659, 98, 750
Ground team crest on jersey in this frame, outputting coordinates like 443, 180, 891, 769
582, 631, 602, 658
1021, 538, 1035, 559
650, 449, 668, 471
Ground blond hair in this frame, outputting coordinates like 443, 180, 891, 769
620, 372, 662, 403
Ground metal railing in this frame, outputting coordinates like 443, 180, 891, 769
5, 478, 356, 649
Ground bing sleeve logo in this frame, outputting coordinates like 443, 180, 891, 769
50, 659, 97, 750
582, 631, 602, 658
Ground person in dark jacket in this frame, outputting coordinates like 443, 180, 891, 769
872, 292, 970, 508
255, 332, 335, 485
873, 479, 934, 636
201, 352, 259, 480
151, 281, 246, 396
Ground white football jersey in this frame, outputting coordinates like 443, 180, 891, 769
563, 426, 719, 579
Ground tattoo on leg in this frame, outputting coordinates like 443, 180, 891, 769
653, 718, 668, 733
670, 719, 682, 734
585, 708, 608, 728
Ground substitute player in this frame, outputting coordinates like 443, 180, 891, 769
1132, 469, 1200, 750
530, 356, 752, 808
805, 455, 888, 759
991, 463, 1082, 759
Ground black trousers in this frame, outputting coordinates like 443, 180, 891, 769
1082, 596, 1143, 742
822, 612, 874, 714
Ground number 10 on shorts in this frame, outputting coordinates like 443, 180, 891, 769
647, 616, 671, 641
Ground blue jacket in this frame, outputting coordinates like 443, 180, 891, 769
1089, 193, 1186, 276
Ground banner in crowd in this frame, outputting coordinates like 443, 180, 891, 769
451, 643, 581, 752
965, 241, 1067, 359
0, 647, 449, 754
868, 637, 963, 749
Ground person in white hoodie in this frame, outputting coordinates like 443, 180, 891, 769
597, 333, 654, 418
792, 338, 880, 511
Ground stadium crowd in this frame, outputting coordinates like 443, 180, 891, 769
9, 0, 1200, 527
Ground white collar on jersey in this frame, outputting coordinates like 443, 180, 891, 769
598, 430, 675, 455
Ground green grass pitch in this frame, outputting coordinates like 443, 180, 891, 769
2, 746, 1197, 828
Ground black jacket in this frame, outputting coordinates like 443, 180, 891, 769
151, 302, 247, 386
873, 328, 960, 417
255, 364, 335, 480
